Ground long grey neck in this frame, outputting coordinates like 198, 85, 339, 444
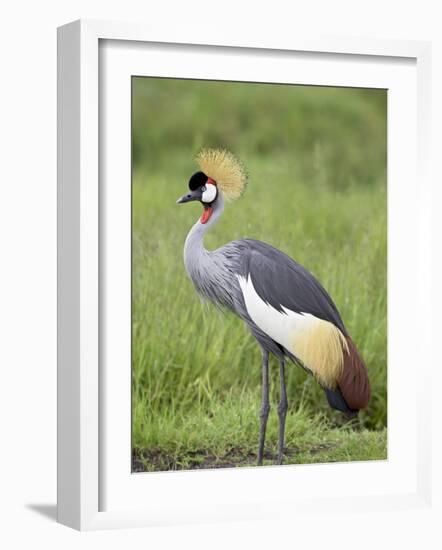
183, 194, 225, 275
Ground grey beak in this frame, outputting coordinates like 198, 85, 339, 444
176, 189, 201, 204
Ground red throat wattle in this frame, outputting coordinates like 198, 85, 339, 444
200, 206, 213, 224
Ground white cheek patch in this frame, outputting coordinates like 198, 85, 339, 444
201, 183, 217, 203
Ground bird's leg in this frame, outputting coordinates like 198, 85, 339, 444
277, 358, 288, 465
257, 349, 270, 466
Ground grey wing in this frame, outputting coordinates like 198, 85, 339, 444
237, 239, 347, 335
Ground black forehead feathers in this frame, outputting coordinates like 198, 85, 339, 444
188, 171, 208, 191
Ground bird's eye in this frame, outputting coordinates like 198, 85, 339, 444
201, 185, 206, 192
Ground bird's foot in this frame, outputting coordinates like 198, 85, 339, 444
257, 448, 287, 465
276, 445, 290, 465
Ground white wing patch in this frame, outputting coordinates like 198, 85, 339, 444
237, 274, 316, 354
237, 274, 347, 388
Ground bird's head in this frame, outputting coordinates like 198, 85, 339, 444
176, 171, 219, 224
177, 148, 248, 224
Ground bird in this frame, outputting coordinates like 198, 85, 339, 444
177, 148, 370, 465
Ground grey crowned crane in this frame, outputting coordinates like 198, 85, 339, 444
177, 148, 370, 465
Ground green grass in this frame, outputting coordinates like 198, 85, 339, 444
131, 78, 387, 470
133, 395, 387, 472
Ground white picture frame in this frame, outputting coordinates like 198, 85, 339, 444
57, 19, 433, 531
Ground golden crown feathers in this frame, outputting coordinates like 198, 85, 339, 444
196, 148, 248, 201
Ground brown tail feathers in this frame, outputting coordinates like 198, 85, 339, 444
339, 336, 371, 410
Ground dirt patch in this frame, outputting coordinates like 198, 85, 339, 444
308, 442, 338, 455
132, 445, 312, 473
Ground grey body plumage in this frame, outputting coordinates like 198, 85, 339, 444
183, 195, 243, 313
184, 195, 346, 360
183, 195, 283, 358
